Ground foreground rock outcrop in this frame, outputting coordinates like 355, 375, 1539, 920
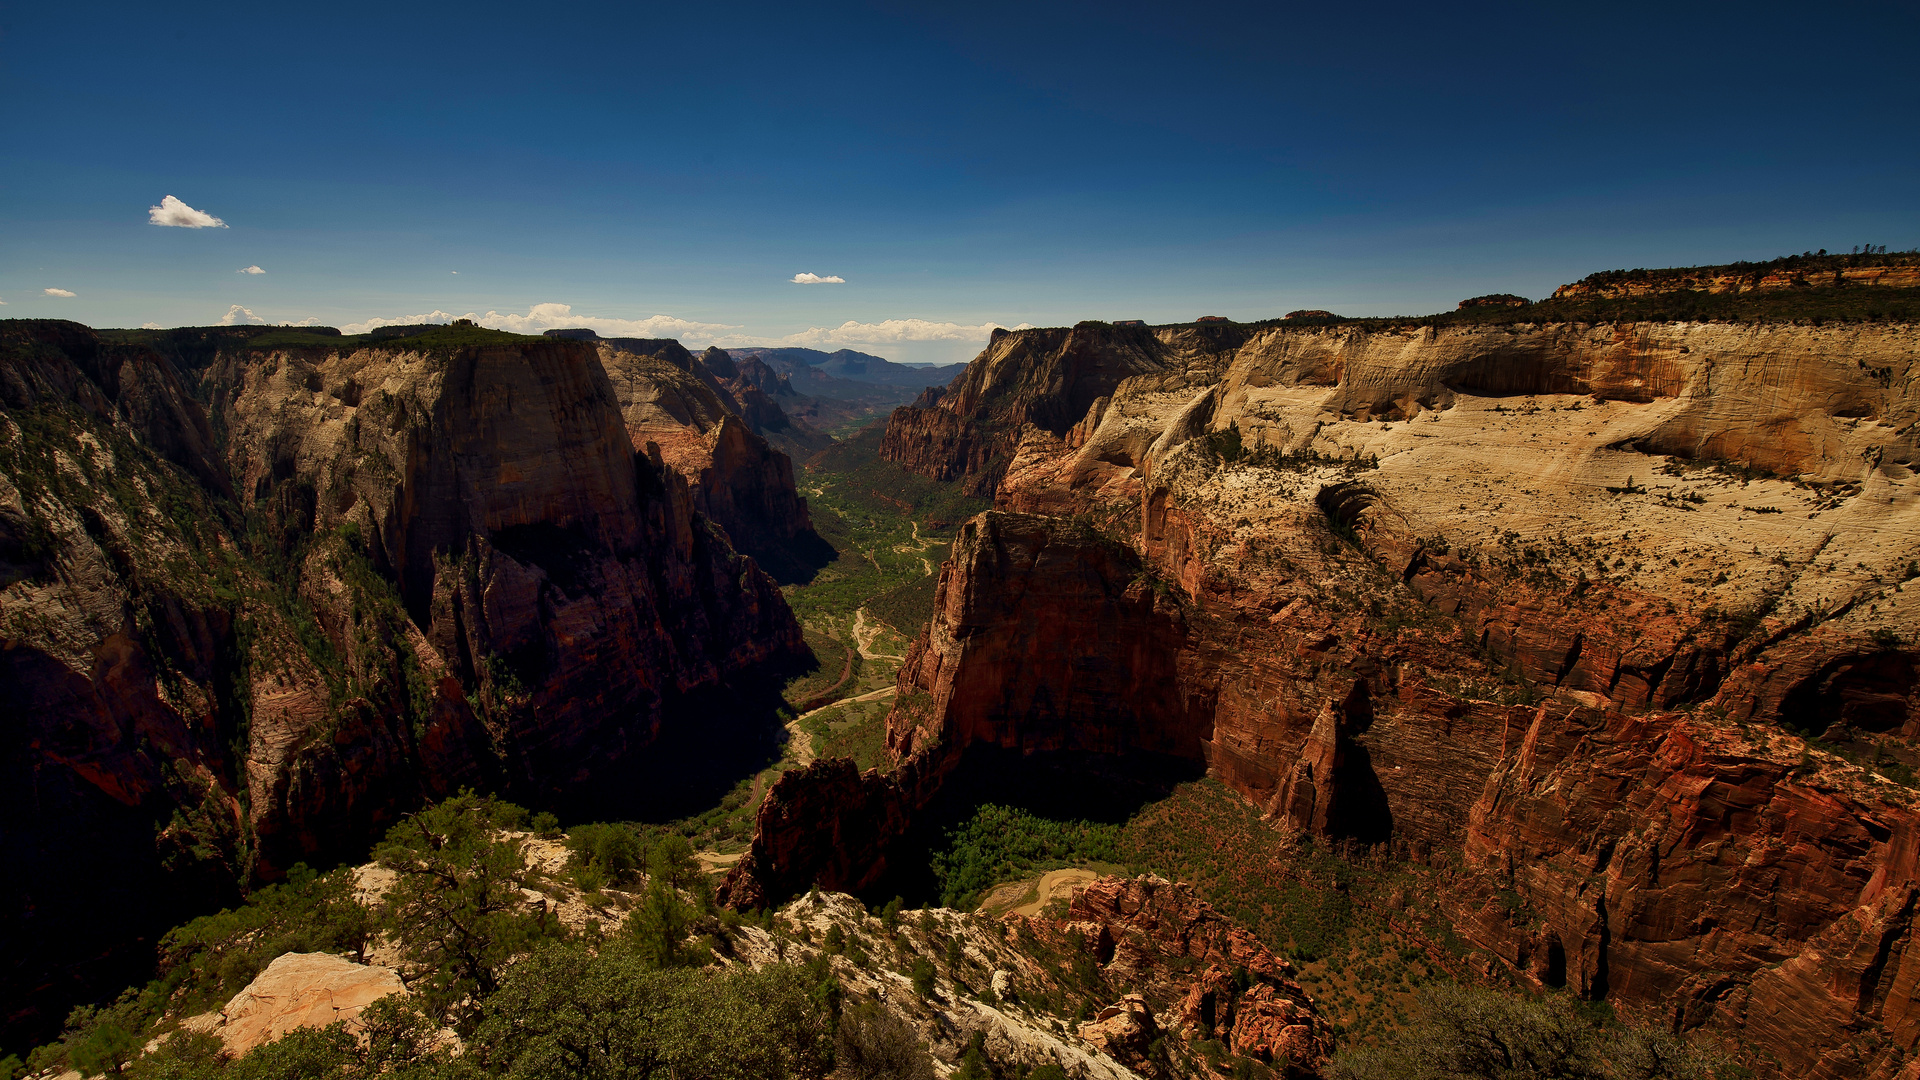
0, 321, 807, 1047
733, 311, 1920, 1076
727, 876, 1332, 1078
183, 952, 406, 1057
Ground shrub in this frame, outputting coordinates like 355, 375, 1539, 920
835, 1003, 935, 1080
1327, 984, 1725, 1080
374, 792, 565, 1029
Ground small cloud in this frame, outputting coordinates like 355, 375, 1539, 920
238, 265, 265, 275
790, 272, 846, 285
217, 305, 323, 327
44, 288, 76, 298
451, 270, 459, 275
0, 298, 7, 305
141, 322, 164, 329
150, 195, 228, 228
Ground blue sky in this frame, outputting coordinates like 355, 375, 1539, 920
3, 1, 1916, 364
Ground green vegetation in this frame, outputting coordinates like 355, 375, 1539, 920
799, 691, 894, 772
864, 571, 941, 637
929, 804, 1123, 909
25, 792, 840, 1080
1329, 984, 1731, 1079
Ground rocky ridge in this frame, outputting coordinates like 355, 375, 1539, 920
0, 321, 809, 1048
1554, 251, 1920, 300
731, 313, 1920, 1077
595, 337, 829, 580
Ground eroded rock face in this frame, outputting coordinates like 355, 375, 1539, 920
1554, 255, 1920, 299
1044, 876, 1333, 1073
597, 340, 827, 580
0, 322, 805, 1046
736, 315, 1920, 1076
208, 334, 804, 861
186, 952, 406, 1057
879, 323, 1171, 496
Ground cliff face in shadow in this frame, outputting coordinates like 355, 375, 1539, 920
737, 315, 1920, 1078
0, 321, 807, 1048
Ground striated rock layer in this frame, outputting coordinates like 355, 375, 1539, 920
0, 321, 806, 1047
597, 338, 829, 581
734, 316, 1920, 1076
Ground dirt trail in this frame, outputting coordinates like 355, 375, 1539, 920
852, 608, 905, 662
1013, 868, 1098, 917
796, 684, 897, 724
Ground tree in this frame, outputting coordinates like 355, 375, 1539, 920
566, 822, 644, 889
468, 943, 832, 1080
628, 877, 702, 969
648, 832, 705, 899
835, 1004, 934, 1080
951, 1031, 992, 1080
374, 792, 564, 1029
911, 956, 937, 998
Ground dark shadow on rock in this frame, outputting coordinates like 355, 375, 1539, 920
553, 662, 809, 826
865, 747, 1206, 908
738, 529, 838, 587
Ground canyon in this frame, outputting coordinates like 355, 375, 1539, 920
0, 321, 822, 1047
728, 313, 1920, 1077
12, 259, 1920, 1076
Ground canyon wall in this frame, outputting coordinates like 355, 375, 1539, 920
736, 317, 1920, 1076
597, 339, 829, 581
0, 321, 807, 1048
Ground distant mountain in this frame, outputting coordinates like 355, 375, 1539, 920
726, 347, 968, 391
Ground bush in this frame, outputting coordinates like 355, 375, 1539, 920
930, 804, 1122, 909
469, 943, 832, 1080
1327, 985, 1725, 1080
834, 1003, 935, 1080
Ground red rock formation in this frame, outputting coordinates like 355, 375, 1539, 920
0, 322, 806, 1047
1033, 876, 1333, 1073
879, 323, 1167, 496
598, 339, 828, 581
700, 347, 834, 457
1555, 255, 1920, 300
743, 314, 1920, 1075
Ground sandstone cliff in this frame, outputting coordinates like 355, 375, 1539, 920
596, 338, 830, 582
700, 347, 835, 458
1556, 251, 1920, 300
0, 321, 805, 1048
737, 315, 1920, 1076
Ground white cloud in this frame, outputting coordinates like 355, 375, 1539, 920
44, 288, 76, 298
0, 298, 6, 305
218, 306, 323, 327
791, 272, 846, 285
149, 195, 228, 229
141, 322, 163, 329
339, 303, 739, 340
450, 270, 458, 274
715, 318, 1033, 349
238, 265, 265, 275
